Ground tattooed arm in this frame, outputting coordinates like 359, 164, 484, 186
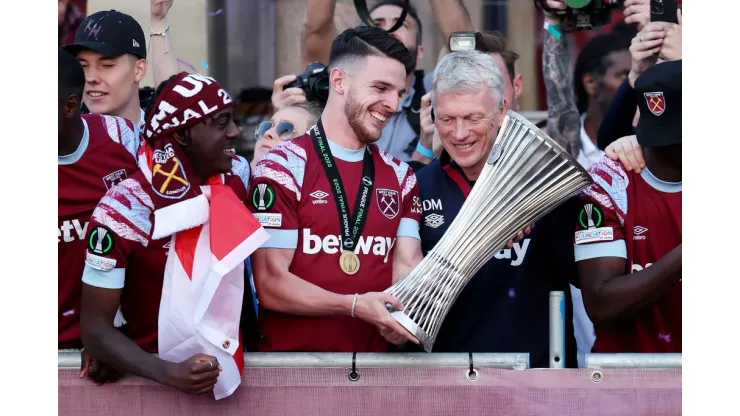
430, 0, 474, 43
542, 16, 581, 158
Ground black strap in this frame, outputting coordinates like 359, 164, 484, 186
403, 70, 427, 157
406, 70, 426, 136
310, 120, 375, 252
354, 0, 409, 33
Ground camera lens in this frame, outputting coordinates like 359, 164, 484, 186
315, 77, 330, 101
651, 0, 664, 14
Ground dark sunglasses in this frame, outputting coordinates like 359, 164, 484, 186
254, 120, 296, 140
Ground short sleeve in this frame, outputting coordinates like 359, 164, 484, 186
397, 167, 422, 240
82, 179, 154, 289
573, 159, 630, 261
250, 142, 307, 249
230, 155, 252, 195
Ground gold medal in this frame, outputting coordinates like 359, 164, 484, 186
339, 250, 360, 275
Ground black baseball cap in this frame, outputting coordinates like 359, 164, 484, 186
62, 10, 147, 59
635, 60, 682, 148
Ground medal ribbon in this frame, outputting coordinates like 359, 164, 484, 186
310, 119, 375, 254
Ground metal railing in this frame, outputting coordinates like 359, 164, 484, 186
58, 291, 681, 415
58, 290, 680, 371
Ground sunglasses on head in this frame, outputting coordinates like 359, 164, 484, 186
254, 120, 296, 140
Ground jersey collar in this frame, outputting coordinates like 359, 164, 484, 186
58, 117, 90, 165
440, 150, 475, 196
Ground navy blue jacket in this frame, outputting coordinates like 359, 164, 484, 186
597, 79, 637, 150
408, 152, 578, 368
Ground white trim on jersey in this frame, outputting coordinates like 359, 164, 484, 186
262, 229, 299, 249
82, 265, 126, 289
58, 118, 90, 165
641, 167, 682, 193
328, 139, 366, 162
137, 107, 146, 131
574, 239, 627, 262
396, 218, 420, 240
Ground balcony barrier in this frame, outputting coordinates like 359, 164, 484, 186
58, 291, 681, 415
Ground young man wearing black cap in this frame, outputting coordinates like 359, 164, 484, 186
62, 10, 149, 132
573, 60, 682, 354
62, 5, 179, 134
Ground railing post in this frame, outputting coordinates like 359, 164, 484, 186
549, 291, 565, 368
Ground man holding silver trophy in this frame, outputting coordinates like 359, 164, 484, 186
249, 27, 534, 353
388, 50, 589, 367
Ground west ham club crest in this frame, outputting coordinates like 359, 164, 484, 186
644, 92, 666, 116
376, 188, 400, 220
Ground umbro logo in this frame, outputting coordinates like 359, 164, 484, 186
634, 225, 648, 240
133, 39, 140, 48
425, 213, 445, 229
310, 190, 329, 205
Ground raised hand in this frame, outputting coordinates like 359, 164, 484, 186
272, 75, 308, 111
151, 0, 174, 23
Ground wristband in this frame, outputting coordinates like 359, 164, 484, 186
150, 24, 170, 37
351, 293, 359, 318
416, 141, 435, 159
544, 21, 563, 40
149, 24, 171, 54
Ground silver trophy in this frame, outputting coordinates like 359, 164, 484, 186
385, 111, 593, 352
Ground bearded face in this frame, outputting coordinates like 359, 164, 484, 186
344, 88, 386, 145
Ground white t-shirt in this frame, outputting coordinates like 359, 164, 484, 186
575, 113, 605, 169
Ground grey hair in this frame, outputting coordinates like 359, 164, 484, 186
431, 50, 506, 112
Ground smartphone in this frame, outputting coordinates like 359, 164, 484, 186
650, 0, 678, 24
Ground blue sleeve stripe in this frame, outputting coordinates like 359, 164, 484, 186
397, 218, 420, 240
262, 229, 299, 249
574, 240, 627, 261
82, 266, 126, 289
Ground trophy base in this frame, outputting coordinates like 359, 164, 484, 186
391, 311, 432, 353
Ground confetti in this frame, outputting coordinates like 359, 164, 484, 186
201, 60, 209, 69
63, 309, 75, 317
177, 58, 197, 72
508, 288, 516, 298
207, 8, 223, 16
659, 333, 672, 343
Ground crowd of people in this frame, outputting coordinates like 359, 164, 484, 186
58, 0, 682, 398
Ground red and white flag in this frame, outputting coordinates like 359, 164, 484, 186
157, 179, 269, 400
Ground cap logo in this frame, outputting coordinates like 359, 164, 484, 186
644, 92, 665, 116
84, 20, 102, 38
133, 39, 140, 48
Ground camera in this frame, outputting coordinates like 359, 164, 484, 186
448, 32, 490, 53
535, 0, 624, 31
650, 0, 678, 24
285, 62, 330, 104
